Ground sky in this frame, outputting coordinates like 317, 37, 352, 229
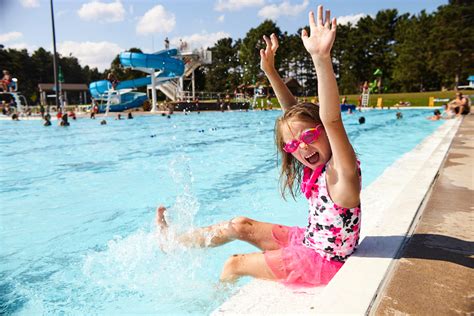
0, 0, 447, 71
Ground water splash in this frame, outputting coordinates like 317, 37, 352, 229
166, 154, 200, 232
76, 154, 234, 313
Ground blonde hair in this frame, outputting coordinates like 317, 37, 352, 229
275, 103, 323, 200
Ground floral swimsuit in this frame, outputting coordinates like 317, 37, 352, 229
263, 162, 362, 286
301, 162, 362, 263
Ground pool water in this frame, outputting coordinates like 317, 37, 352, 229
0, 109, 442, 314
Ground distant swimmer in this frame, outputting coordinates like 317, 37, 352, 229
100, 119, 107, 125
359, 116, 366, 124
427, 109, 442, 121
43, 114, 52, 126
59, 113, 70, 126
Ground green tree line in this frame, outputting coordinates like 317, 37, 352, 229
0, 0, 472, 104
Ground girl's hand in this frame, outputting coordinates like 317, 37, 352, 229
301, 5, 336, 59
260, 33, 279, 74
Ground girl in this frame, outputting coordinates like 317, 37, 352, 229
156, 5, 361, 287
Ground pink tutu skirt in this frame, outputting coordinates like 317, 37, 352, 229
264, 225, 343, 287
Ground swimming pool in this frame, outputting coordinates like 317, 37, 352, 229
0, 109, 443, 314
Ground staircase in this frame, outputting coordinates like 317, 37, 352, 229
157, 52, 209, 101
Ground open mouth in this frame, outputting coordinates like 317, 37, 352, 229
304, 151, 319, 165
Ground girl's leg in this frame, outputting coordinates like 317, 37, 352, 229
220, 252, 277, 282
156, 206, 284, 250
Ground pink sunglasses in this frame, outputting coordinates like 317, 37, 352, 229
283, 125, 322, 153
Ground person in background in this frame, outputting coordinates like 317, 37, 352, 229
266, 96, 273, 110
427, 109, 442, 121
59, 113, 70, 126
40, 104, 45, 119
116, 114, 123, 120
362, 81, 369, 94
164, 37, 170, 49
448, 92, 469, 115
107, 73, 119, 90
1, 70, 12, 92
100, 119, 107, 125
43, 114, 52, 126
4, 102, 11, 115
1, 101, 7, 115
11, 113, 19, 121
396, 112, 403, 119
8, 98, 16, 109
359, 116, 366, 124
127, 112, 133, 119
68, 109, 76, 120
194, 97, 200, 112
341, 96, 347, 105
56, 109, 63, 120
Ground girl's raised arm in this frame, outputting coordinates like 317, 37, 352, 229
302, 6, 358, 176
260, 34, 297, 112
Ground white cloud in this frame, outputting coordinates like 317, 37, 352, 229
217, 14, 225, 22
136, 5, 175, 35
0, 32, 36, 52
337, 13, 367, 25
19, 0, 40, 8
0, 31, 23, 43
5, 42, 37, 52
170, 31, 230, 50
215, 0, 265, 12
58, 41, 123, 71
258, 0, 309, 20
78, 1, 125, 23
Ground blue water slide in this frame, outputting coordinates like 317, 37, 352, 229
119, 49, 184, 78
97, 92, 148, 113
88, 49, 185, 98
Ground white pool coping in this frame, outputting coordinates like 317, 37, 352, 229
212, 118, 461, 315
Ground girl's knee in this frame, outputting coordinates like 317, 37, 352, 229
229, 216, 254, 237
221, 254, 244, 281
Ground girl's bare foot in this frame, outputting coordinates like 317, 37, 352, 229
156, 205, 168, 231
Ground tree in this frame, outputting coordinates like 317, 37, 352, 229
0, 47, 103, 104
1, 48, 37, 102
429, 0, 474, 89
239, 20, 283, 85
332, 23, 361, 94
203, 37, 239, 92
393, 11, 440, 92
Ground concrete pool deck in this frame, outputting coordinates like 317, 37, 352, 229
372, 113, 473, 315
213, 115, 470, 314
